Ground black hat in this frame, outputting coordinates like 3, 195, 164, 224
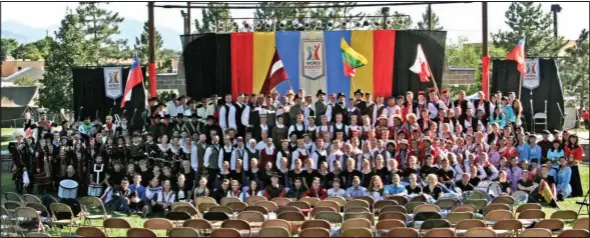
163, 114, 170, 119
337, 92, 346, 99
177, 113, 184, 118
39, 111, 46, 115
501, 96, 509, 101
316, 89, 326, 97
270, 172, 279, 178
207, 115, 215, 120
552, 129, 561, 135
293, 94, 301, 100
541, 130, 550, 135
191, 113, 199, 118
149, 97, 158, 101
158, 102, 166, 107
354, 89, 364, 95
531, 158, 539, 163
178, 95, 186, 100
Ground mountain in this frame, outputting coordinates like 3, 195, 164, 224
1, 19, 183, 50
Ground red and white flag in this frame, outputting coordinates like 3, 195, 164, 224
409, 44, 432, 83
260, 48, 288, 95
120, 55, 144, 108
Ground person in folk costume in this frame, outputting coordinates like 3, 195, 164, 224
184, 114, 200, 137
327, 140, 346, 172
360, 115, 375, 141
351, 89, 366, 113
331, 112, 347, 138
242, 94, 264, 136
68, 142, 88, 192
112, 136, 128, 165
183, 99, 198, 118
102, 115, 116, 138
384, 96, 399, 119
170, 113, 187, 135
276, 139, 292, 168
230, 137, 246, 171
218, 94, 234, 136
270, 91, 281, 108
459, 107, 476, 133
347, 98, 362, 125
394, 139, 410, 170
241, 139, 258, 172
263, 173, 286, 199
417, 108, 433, 132
366, 95, 386, 127
114, 116, 130, 138
11, 131, 35, 194
332, 93, 348, 124
271, 115, 288, 148
316, 115, 330, 139
52, 146, 71, 191
78, 116, 94, 139
310, 138, 328, 169
259, 137, 277, 170
288, 112, 306, 140
440, 89, 453, 111
34, 138, 53, 194
303, 95, 315, 127
253, 113, 271, 142
36, 111, 52, 134
291, 139, 309, 170
473, 91, 494, 119
347, 115, 361, 139
202, 135, 222, 190
190, 133, 208, 175
305, 116, 318, 142
313, 90, 329, 126
288, 94, 304, 127
374, 114, 389, 139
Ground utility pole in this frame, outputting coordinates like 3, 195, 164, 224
551, 4, 562, 39
482, 2, 488, 56
187, 2, 191, 34
427, 4, 433, 30
381, 7, 390, 30
148, 2, 157, 97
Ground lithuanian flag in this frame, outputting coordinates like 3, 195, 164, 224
341, 38, 368, 77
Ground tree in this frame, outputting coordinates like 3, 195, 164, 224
39, 9, 90, 111
76, 2, 129, 62
560, 29, 589, 109
13, 75, 39, 87
445, 37, 507, 96
133, 21, 179, 73
253, 2, 310, 31
416, 6, 443, 30
12, 43, 44, 61
194, 2, 233, 33
1, 38, 19, 60
492, 2, 565, 57
31, 37, 54, 58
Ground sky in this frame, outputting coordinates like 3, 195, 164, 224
1, 1, 589, 42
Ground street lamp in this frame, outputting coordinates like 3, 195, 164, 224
550, 4, 562, 38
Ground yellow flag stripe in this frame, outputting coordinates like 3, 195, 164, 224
350, 30, 374, 96
253, 32, 276, 94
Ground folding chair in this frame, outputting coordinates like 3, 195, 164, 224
49, 203, 80, 234
79, 196, 109, 227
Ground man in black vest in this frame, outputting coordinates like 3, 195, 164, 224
353, 89, 367, 112
264, 95, 278, 128
303, 95, 315, 127
473, 91, 492, 119
332, 92, 348, 124
242, 94, 264, 136
454, 90, 469, 117
219, 94, 233, 134
314, 90, 328, 126
289, 95, 303, 124
230, 93, 247, 137
367, 95, 386, 126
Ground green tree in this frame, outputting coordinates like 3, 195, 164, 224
560, 29, 589, 109
13, 75, 39, 87
39, 9, 90, 111
416, 6, 443, 30
446, 37, 507, 96
12, 43, 44, 61
194, 2, 234, 33
76, 2, 129, 62
31, 37, 54, 58
133, 21, 179, 73
492, 2, 565, 57
1, 38, 19, 60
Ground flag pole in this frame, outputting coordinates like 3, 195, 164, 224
518, 73, 523, 99
287, 78, 294, 91
429, 74, 443, 100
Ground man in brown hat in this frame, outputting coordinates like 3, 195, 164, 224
353, 89, 367, 112
313, 90, 328, 126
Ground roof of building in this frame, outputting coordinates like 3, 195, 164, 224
0, 86, 38, 108
2, 67, 45, 82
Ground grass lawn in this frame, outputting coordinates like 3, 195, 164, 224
1, 166, 588, 236
1, 128, 16, 151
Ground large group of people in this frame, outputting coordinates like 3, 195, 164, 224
9, 88, 585, 217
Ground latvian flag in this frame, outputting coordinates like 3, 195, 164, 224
259, 48, 288, 95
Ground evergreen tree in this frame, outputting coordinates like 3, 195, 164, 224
560, 29, 589, 109
133, 21, 177, 73
416, 6, 443, 30
76, 2, 129, 62
31, 37, 54, 58
39, 9, 90, 111
492, 2, 565, 57
194, 2, 233, 33
13, 43, 44, 60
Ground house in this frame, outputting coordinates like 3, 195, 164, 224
1, 59, 45, 77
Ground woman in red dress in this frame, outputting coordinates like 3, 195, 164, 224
564, 134, 584, 197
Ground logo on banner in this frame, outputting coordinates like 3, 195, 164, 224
302, 40, 325, 80
522, 58, 540, 90
104, 67, 123, 99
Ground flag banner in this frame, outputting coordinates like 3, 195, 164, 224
121, 56, 144, 108
481, 55, 491, 99
300, 31, 327, 97
522, 58, 540, 90
506, 38, 526, 75
409, 44, 432, 83
341, 38, 368, 78
103, 67, 123, 99
260, 48, 288, 95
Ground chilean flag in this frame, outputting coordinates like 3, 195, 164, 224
506, 38, 526, 76
120, 55, 144, 108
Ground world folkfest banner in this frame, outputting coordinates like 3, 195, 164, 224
104, 67, 123, 99
230, 30, 396, 98
522, 58, 540, 90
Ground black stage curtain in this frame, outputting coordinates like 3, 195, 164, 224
216, 34, 233, 99
72, 67, 147, 131
392, 30, 447, 96
491, 59, 564, 131
182, 34, 218, 101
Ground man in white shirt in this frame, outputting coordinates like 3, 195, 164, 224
203, 135, 222, 180
176, 95, 189, 115
230, 137, 246, 171
229, 93, 247, 136
166, 93, 178, 117
190, 134, 208, 173
218, 94, 234, 133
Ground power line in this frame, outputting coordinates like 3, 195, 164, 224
154, 2, 473, 9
